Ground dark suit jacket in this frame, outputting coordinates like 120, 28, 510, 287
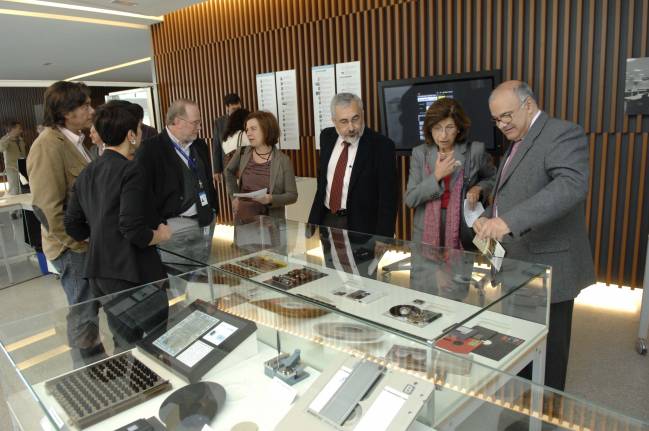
486, 112, 595, 303
136, 130, 218, 225
308, 127, 398, 237
64, 150, 166, 284
212, 115, 228, 173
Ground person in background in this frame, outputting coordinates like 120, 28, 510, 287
474, 80, 595, 391
308, 92, 398, 237
0, 120, 27, 196
65, 101, 172, 348
405, 98, 496, 249
221, 108, 251, 168
212, 93, 242, 182
88, 125, 104, 160
27, 81, 100, 363
224, 111, 297, 224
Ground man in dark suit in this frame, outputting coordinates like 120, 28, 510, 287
308, 92, 398, 238
212, 93, 242, 182
136, 99, 218, 230
474, 80, 596, 391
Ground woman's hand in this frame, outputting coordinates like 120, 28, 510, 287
434, 153, 457, 181
252, 194, 273, 205
232, 197, 240, 214
466, 185, 482, 210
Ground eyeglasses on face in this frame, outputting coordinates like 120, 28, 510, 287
178, 117, 202, 126
491, 97, 529, 125
431, 124, 458, 134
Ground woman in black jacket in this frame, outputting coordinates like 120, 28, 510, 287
65, 101, 172, 348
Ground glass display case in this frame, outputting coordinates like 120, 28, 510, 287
1, 267, 647, 431
159, 217, 551, 383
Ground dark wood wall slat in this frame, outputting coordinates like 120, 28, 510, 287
149, 0, 649, 287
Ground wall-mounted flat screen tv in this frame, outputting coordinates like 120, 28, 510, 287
378, 71, 502, 153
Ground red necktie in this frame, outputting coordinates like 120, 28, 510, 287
330, 228, 353, 272
328, 141, 351, 213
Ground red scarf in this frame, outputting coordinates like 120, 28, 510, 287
422, 158, 463, 250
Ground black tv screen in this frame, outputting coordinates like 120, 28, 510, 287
378, 71, 501, 152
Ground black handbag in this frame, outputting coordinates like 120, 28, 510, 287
459, 142, 478, 251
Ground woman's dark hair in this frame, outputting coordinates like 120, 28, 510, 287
93, 101, 140, 147
223, 108, 251, 140
245, 111, 280, 147
43, 81, 91, 127
423, 98, 471, 146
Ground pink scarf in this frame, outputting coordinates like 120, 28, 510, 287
422, 158, 463, 249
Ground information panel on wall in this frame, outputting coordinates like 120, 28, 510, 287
256, 72, 278, 119
275, 69, 300, 150
311, 61, 362, 149
312, 65, 336, 149
335, 61, 362, 98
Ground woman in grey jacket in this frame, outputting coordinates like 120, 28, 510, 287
224, 111, 297, 223
405, 98, 496, 249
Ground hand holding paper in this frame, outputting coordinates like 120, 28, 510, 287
233, 188, 268, 199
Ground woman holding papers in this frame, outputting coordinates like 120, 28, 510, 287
224, 111, 297, 224
405, 98, 496, 250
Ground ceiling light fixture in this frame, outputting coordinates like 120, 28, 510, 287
65, 57, 151, 81
1, 0, 162, 21
0, 8, 149, 28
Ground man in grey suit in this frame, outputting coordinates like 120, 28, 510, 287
211, 93, 242, 182
474, 80, 595, 391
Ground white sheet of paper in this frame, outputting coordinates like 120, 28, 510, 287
233, 188, 268, 198
176, 339, 213, 368
353, 386, 408, 431
202, 321, 238, 346
308, 367, 351, 413
463, 199, 484, 228
271, 376, 298, 405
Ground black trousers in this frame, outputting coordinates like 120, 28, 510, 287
519, 299, 575, 391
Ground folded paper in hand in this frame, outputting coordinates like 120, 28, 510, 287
463, 199, 484, 228
473, 236, 506, 271
233, 188, 268, 198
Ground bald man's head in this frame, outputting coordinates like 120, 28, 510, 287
489, 80, 539, 142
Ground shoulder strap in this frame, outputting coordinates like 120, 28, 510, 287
463, 141, 472, 184
237, 130, 243, 149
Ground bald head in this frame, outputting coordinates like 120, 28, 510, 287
489, 80, 539, 142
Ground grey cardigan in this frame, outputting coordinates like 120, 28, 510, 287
224, 146, 298, 219
405, 141, 496, 244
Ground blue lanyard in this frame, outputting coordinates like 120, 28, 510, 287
171, 140, 199, 172
170, 140, 204, 188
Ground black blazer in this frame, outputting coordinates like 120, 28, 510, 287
136, 130, 218, 224
64, 150, 166, 284
308, 127, 398, 237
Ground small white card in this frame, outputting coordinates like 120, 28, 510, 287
202, 321, 238, 346
463, 199, 485, 227
353, 386, 408, 431
233, 188, 268, 198
176, 339, 213, 367
271, 376, 298, 405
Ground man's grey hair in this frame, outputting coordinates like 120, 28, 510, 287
165, 99, 197, 126
489, 82, 537, 104
330, 93, 363, 118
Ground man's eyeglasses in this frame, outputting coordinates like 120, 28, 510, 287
179, 117, 202, 126
491, 97, 529, 125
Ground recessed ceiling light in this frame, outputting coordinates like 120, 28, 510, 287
111, 0, 138, 6
42, 62, 52, 66
1, 0, 161, 21
65, 57, 151, 81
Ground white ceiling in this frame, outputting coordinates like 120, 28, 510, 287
0, 0, 202, 83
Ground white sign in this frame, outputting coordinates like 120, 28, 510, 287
276, 69, 300, 150
256, 72, 278, 118
336, 61, 362, 98
312, 64, 337, 149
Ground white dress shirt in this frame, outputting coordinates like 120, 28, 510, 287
325, 133, 362, 210
59, 127, 91, 162
166, 127, 197, 217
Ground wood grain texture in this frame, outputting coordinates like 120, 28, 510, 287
150, 0, 649, 287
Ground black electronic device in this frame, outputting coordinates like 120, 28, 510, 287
137, 300, 257, 383
159, 381, 226, 431
45, 351, 171, 429
114, 417, 167, 431
377, 70, 502, 153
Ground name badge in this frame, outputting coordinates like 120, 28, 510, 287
199, 191, 209, 207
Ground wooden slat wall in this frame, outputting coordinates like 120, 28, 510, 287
151, 0, 649, 288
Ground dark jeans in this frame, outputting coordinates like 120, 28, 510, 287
50, 250, 102, 364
